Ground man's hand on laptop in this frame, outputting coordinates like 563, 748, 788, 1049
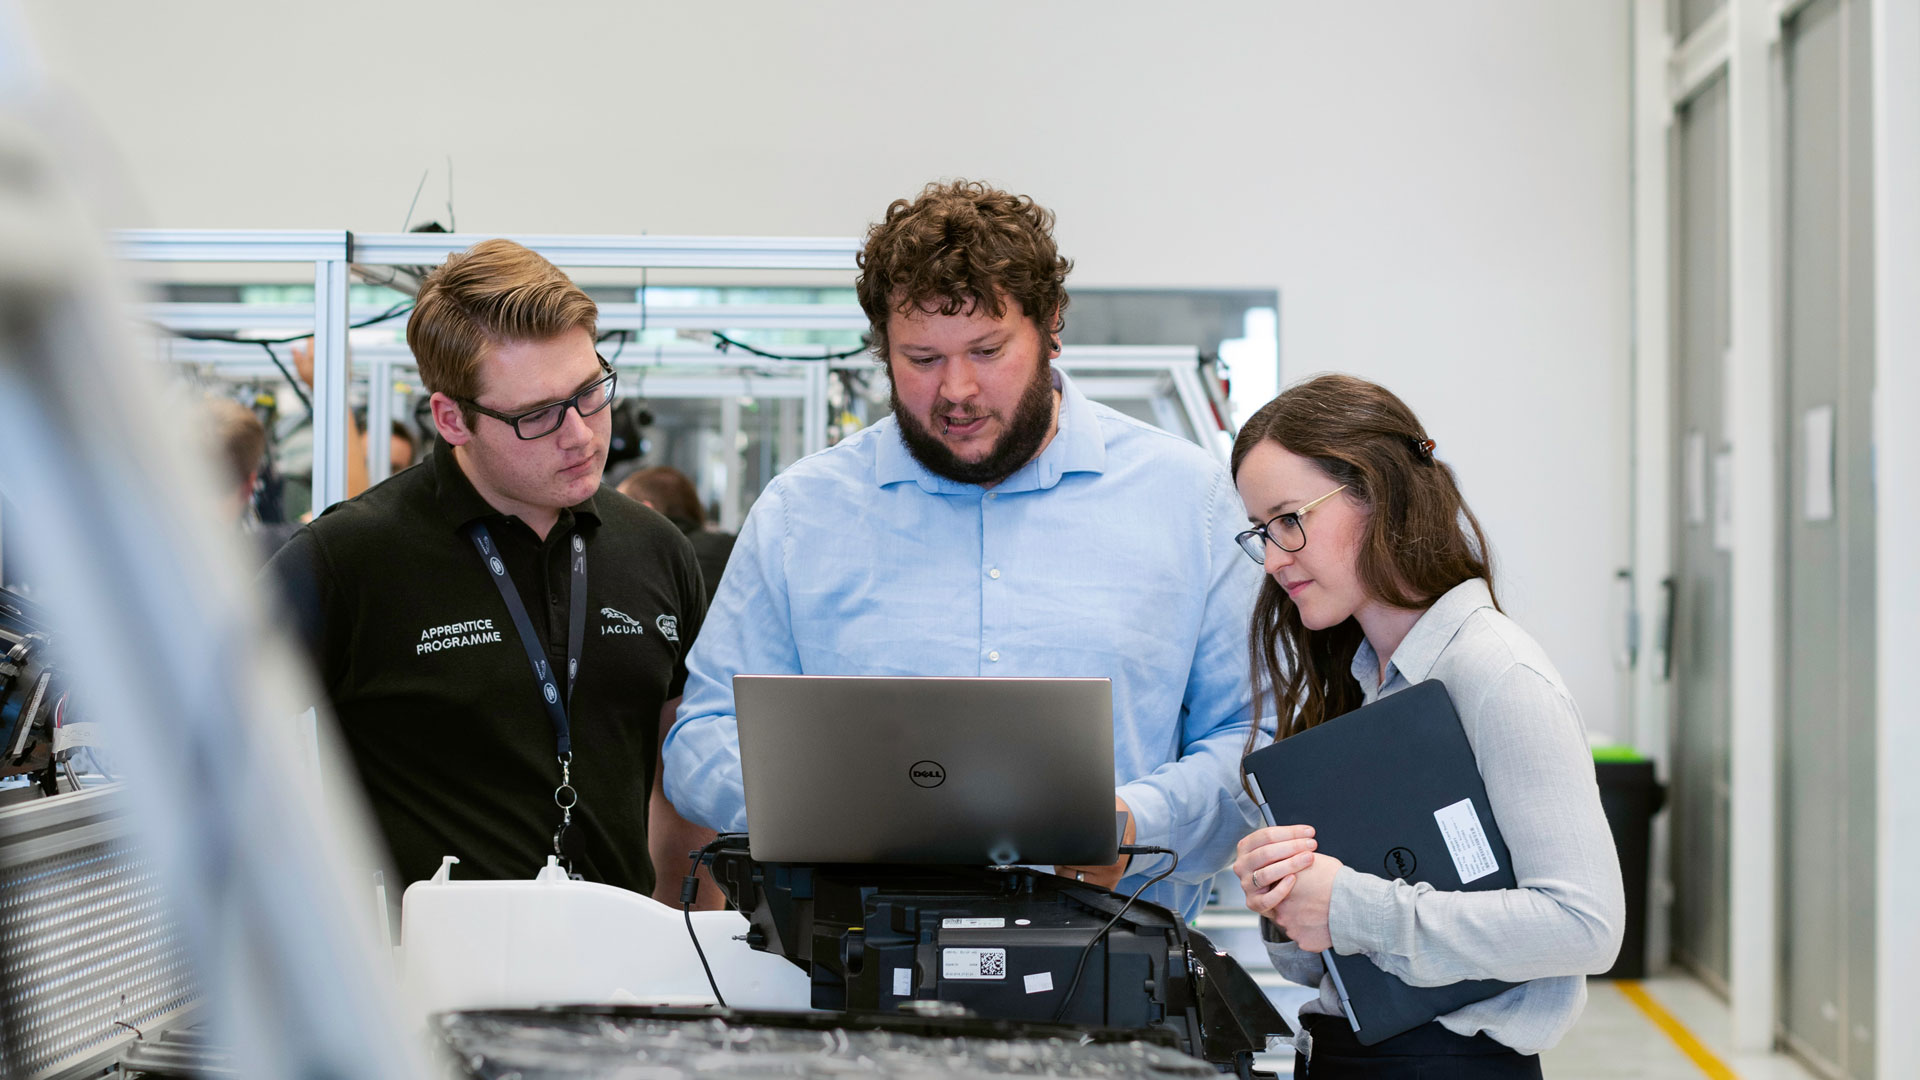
1057, 796, 1135, 890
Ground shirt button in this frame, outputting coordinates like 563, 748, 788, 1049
987, 492, 998, 500
989, 568, 1001, 579
988, 650, 1000, 662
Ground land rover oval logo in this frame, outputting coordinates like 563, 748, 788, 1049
909, 760, 946, 788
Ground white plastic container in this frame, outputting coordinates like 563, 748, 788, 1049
399, 855, 812, 1019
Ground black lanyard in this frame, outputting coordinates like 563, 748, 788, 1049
466, 522, 588, 866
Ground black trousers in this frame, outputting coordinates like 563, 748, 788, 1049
1294, 1012, 1544, 1079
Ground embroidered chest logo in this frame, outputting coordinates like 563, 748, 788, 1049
655, 614, 680, 642
600, 607, 645, 636
417, 618, 503, 655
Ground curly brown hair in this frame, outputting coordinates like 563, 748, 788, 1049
1230, 375, 1500, 788
856, 180, 1073, 361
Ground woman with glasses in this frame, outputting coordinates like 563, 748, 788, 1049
1225, 374, 1622, 1078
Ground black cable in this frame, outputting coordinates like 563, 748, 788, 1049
714, 328, 871, 361
162, 298, 415, 349
255, 342, 311, 412
683, 842, 727, 1008
158, 299, 416, 420
1051, 845, 1179, 1023
597, 328, 632, 365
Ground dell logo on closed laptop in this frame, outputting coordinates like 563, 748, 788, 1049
1385, 846, 1417, 878
909, 760, 946, 788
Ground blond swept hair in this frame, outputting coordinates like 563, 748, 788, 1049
407, 239, 598, 414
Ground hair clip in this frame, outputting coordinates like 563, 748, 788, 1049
1412, 437, 1436, 462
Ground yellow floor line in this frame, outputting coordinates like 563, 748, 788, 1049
1617, 980, 1741, 1080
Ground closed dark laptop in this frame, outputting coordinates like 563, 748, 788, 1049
1241, 679, 1517, 1045
734, 675, 1117, 866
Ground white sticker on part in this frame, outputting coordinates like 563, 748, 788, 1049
893, 967, 912, 996
1024, 971, 1055, 994
942, 948, 1007, 980
941, 917, 1006, 929
1433, 798, 1499, 884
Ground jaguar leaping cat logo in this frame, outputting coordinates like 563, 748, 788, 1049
599, 607, 645, 635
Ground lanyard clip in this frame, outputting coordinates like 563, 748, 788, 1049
552, 752, 578, 861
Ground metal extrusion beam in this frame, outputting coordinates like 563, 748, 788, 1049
350, 232, 862, 271
310, 258, 351, 513
594, 303, 868, 331
827, 345, 1202, 373
140, 302, 869, 334
111, 229, 350, 263
156, 338, 830, 372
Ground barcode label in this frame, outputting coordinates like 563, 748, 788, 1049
893, 967, 912, 996
1433, 798, 1499, 884
942, 947, 1007, 980
941, 917, 1005, 929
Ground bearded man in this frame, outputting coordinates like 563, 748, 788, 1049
661, 181, 1261, 920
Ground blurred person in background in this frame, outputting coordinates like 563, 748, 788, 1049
202, 395, 299, 559
389, 418, 420, 474
617, 466, 735, 596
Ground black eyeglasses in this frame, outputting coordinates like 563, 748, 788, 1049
1235, 485, 1347, 563
456, 356, 618, 440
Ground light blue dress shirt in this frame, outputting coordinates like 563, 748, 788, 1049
664, 371, 1265, 921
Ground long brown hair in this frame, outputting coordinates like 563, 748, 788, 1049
1231, 375, 1499, 769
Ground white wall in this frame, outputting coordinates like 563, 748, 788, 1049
22, 0, 1633, 729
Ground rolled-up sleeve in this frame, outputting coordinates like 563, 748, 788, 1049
1115, 467, 1266, 887
661, 484, 799, 833
1326, 662, 1625, 986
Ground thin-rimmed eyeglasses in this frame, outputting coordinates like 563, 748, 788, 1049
1234, 484, 1348, 562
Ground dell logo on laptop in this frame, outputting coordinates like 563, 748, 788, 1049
909, 760, 946, 788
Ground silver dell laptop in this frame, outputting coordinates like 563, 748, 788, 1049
733, 675, 1117, 866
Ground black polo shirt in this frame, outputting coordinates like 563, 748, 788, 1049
266, 444, 704, 893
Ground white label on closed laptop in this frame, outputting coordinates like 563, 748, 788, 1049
1433, 798, 1499, 884
942, 917, 1005, 929
893, 967, 912, 996
942, 948, 1007, 980
1024, 971, 1054, 994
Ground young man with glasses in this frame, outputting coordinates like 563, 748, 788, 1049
266, 239, 714, 902
663, 182, 1266, 922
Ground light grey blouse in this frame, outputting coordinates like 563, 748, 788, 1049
1264, 577, 1625, 1055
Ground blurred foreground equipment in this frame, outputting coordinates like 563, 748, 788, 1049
0, 13, 427, 1079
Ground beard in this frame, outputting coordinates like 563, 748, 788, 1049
891, 359, 1057, 486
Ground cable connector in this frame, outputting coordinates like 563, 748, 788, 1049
683, 838, 730, 1009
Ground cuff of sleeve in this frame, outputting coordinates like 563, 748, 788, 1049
1115, 780, 1173, 878
1328, 866, 1395, 956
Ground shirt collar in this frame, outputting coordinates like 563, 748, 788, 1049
874, 368, 1109, 493
430, 437, 603, 535
1349, 577, 1496, 688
